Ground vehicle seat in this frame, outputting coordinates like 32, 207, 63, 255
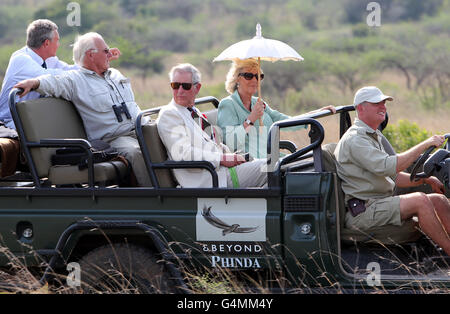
140, 121, 177, 188
321, 143, 421, 245
15, 97, 128, 186
203, 108, 223, 144
203, 109, 217, 125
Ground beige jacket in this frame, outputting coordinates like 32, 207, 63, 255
156, 100, 231, 188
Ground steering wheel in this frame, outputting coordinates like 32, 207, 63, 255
409, 145, 436, 182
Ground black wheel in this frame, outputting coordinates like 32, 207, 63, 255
78, 243, 175, 294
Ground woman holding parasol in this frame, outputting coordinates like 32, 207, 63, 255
215, 24, 335, 159
217, 58, 335, 159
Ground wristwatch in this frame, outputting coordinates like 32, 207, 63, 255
245, 118, 254, 126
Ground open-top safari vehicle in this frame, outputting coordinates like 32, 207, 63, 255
0, 87, 448, 293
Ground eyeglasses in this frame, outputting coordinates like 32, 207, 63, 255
91, 48, 110, 55
238, 72, 264, 81
171, 82, 197, 90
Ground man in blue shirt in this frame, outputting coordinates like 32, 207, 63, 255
0, 19, 120, 129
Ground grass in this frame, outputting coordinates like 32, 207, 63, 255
0, 228, 448, 294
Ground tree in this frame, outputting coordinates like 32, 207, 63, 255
379, 28, 436, 90
33, 0, 120, 36
261, 49, 327, 98
111, 37, 168, 80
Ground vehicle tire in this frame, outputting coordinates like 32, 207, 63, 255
78, 243, 175, 294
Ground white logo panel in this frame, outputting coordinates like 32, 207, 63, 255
196, 198, 267, 242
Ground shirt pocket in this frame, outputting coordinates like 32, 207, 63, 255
88, 88, 111, 112
118, 79, 134, 103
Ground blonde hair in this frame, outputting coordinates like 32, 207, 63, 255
225, 59, 261, 94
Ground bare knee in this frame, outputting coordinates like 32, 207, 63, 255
408, 192, 434, 215
415, 192, 430, 204
428, 193, 450, 209
428, 193, 449, 203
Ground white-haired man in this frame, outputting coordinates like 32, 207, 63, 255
0, 19, 120, 130
14, 32, 150, 186
335, 86, 450, 255
156, 63, 267, 188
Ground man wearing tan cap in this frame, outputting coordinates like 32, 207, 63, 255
335, 86, 450, 255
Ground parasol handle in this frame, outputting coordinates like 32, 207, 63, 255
257, 57, 263, 128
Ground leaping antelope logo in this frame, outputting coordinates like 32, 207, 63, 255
201, 205, 259, 236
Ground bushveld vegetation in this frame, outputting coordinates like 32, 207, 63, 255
1, 0, 449, 150
0, 1, 449, 294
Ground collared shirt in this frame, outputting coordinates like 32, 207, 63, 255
0, 46, 78, 129
37, 67, 141, 141
334, 118, 398, 202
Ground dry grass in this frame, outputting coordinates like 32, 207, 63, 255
0, 234, 448, 295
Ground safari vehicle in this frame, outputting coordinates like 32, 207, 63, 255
0, 87, 449, 293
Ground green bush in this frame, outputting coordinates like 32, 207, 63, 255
383, 119, 431, 152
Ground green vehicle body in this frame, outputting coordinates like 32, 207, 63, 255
0, 89, 449, 293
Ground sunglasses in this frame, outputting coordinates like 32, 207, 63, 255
170, 82, 197, 90
238, 72, 264, 81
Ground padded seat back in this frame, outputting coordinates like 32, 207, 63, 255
203, 108, 223, 144
203, 109, 217, 125
17, 97, 86, 177
141, 122, 177, 187
15, 97, 127, 186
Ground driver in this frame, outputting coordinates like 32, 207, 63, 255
335, 86, 450, 255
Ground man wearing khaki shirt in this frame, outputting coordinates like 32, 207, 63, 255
14, 32, 151, 186
335, 86, 450, 255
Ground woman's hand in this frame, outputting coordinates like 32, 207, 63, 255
319, 105, 336, 113
248, 98, 265, 123
304, 105, 336, 116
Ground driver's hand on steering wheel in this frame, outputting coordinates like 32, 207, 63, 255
425, 135, 446, 149
424, 176, 446, 194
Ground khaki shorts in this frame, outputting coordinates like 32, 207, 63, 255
345, 196, 402, 231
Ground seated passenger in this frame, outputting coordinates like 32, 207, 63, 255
0, 19, 120, 130
335, 86, 450, 255
14, 32, 151, 187
217, 59, 335, 158
156, 63, 267, 188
